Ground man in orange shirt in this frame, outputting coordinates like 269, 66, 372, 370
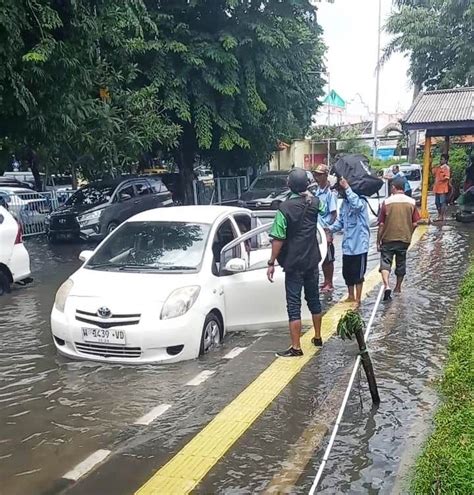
432, 154, 451, 221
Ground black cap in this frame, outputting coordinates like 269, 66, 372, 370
288, 167, 309, 193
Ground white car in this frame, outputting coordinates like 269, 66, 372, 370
0, 206, 32, 295
51, 206, 327, 364
383, 163, 422, 202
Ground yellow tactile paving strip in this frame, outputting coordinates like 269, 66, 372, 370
136, 227, 428, 495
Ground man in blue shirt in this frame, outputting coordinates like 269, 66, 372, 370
313, 164, 337, 292
327, 177, 370, 306
385, 165, 412, 197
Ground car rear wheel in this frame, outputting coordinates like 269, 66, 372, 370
0, 270, 11, 296
106, 222, 119, 235
199, 312, 223, 355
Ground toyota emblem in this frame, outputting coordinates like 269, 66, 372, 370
97, 306, 112, 319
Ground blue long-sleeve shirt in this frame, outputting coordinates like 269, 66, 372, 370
329, 187, 370, 255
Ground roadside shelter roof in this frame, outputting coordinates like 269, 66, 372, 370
401, 87, 474, 137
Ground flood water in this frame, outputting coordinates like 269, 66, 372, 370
0, 220, 472, 495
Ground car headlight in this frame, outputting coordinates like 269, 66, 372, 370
77, 210, 102, 227
160, 286, 201, 320
54, 279, 74, 313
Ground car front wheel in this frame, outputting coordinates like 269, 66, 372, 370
106, 222, 119, 235
199, 312, 223, 355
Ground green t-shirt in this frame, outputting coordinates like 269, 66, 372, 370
270, 193, 325, 240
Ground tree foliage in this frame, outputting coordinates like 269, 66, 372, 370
0, 1, 326, 200
384, 0, 474, 89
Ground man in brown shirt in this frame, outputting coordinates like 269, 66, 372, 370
377, 177, 420, 300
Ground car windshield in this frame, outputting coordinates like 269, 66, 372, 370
66, 184, 115, 207
86, 221, 211, 272
402, 169, 421, 181
250, 176, 288, 191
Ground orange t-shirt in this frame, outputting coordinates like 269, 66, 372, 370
433, 165, 450, 194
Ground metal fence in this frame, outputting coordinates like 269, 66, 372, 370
0, 190, 74, 236
1, 176, 249, 237
193, 176, 248, 205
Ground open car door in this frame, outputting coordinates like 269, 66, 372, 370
219, 214, 327, 331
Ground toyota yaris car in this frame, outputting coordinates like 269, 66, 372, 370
51, 206, 327, 364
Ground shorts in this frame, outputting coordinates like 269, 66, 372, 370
323, 242, 335, 265
342, 253, 368, 287
380, 241, 409, 276
435, 193, 447, 209
285, 269, 322, 322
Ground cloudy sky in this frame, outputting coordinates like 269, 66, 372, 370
316, 0, 413, 114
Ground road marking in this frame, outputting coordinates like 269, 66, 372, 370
63, 449, 111, 481
223, 347, 247, 359
185, 370, 215, 386
134, 404, 171, 426
135, 227, 428, 495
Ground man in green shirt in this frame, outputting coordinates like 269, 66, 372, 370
267, 168, 325, 357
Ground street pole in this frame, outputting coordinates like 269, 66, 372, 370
327, 71, 331, 126
373, 0, 382, 159
327, 71, 331, 165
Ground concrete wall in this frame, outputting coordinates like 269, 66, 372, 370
270, 140, 328, 171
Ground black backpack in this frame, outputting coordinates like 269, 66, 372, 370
333, 154, 383, 197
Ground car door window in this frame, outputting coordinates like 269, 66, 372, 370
117, 184, 135, 202
211, 219, 240, 274
221, 222, 326, 273
149, 178, 167, 194
135, 181, 153, 196
221, 225, 271, 273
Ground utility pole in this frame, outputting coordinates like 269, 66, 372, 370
373, 0, 382, 159
327, 72, 331, 166
327, 71, 331, 126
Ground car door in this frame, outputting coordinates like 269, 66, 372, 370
219, 221, 288, 331
220, 213, 328, 330
133, 179, 158, 214
112, 182, 137, 225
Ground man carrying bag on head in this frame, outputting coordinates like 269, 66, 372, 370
267, 168, 325, 357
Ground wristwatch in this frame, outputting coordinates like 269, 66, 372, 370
267, 260, 275, 267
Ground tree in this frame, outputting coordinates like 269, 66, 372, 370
140, 0, 325, 202
0, 1, 180, 187
0, 1, 326, 202
384, 0, 474, 89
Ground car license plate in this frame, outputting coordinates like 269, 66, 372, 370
82, 328, 126, 345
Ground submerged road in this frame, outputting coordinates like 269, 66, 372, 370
0, 221, 472, 495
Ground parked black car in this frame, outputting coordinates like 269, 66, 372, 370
46, 176, 173, 242
238, 170, 315, 210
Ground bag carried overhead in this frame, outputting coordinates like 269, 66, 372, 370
332, 153, 384, 197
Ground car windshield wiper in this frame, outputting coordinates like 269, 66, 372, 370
87, 262, 122, 270
160, 265, 195, 271
117, 264, 162, 271
118, 264, 195, 271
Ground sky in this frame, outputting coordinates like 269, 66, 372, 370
316, 0, 414, 114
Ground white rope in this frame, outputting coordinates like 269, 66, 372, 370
308, 284, 384, 495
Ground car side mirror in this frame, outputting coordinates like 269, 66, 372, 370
223, 258, 247, 273
79, 250, 93, 263
119, 193, 132, 202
